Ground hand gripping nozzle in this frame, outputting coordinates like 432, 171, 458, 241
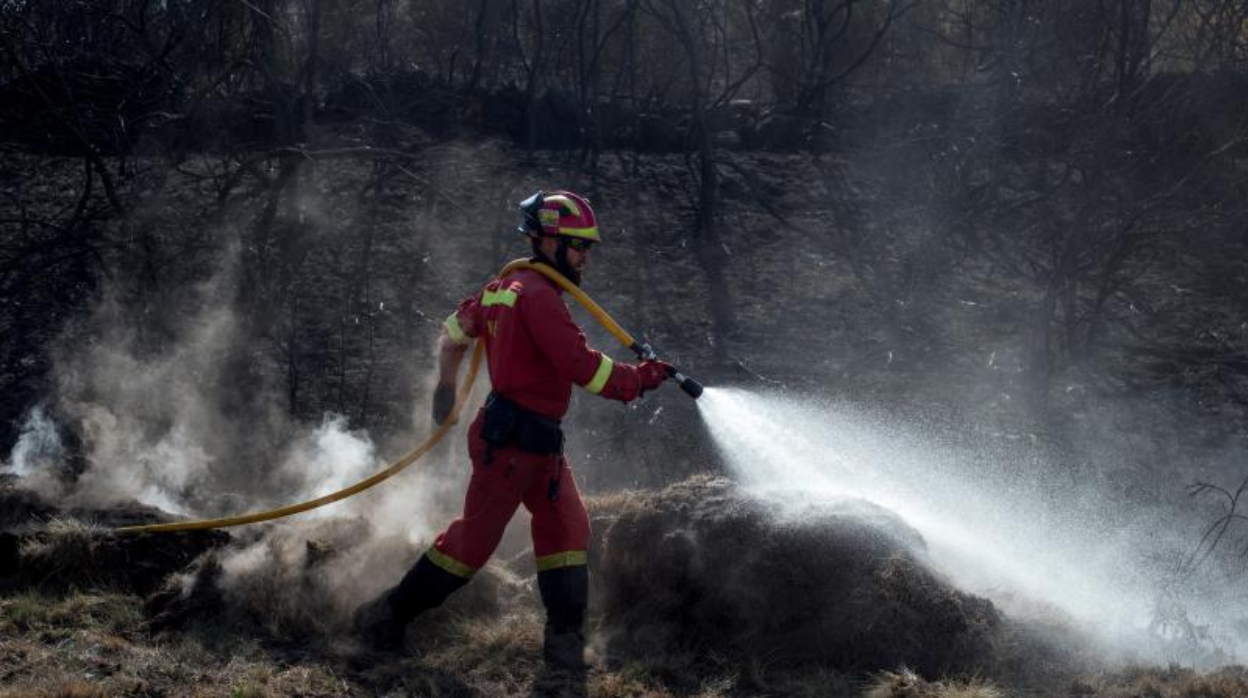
630, 341, 703, 399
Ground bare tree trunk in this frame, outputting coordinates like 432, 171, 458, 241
355, 208, 377, 423
302, 0, 321, 136
652, 0, 736, 358
374, 0, 391, 72
468, 0, 493, 93
516, 0, 546, 154
287, 288, 301, 413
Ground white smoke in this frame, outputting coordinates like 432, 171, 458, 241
278, 413, 380, 519
37, 279, 470, 554
3, 406, 68, 499
57, 296, 245, 515
71, 405, 208, 515
3, 406, 63, 477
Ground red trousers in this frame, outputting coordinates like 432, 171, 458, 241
426, 409, 591, 577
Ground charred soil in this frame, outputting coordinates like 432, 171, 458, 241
0, 475, 1236, 697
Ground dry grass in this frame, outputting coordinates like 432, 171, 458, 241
3, 495, 1245, 698
0, 589, 349, 697
1083, 665, 1248, 698
17, 518, 105, 589
7, 587, 1248, 698
0, 590, 141, 634
0, 632, 351, 697
418, 608, 544, 695
0, 681, 109, 698
582, 661, 739, 698
864, 668, 1003, 698
590, 671, 678, 698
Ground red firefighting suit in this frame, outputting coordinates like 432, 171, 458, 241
351, 264, 664, 656
430, 266, 652, 576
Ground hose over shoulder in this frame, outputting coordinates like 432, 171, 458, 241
499, 259, 637, 349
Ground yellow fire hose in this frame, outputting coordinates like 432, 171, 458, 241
116, 258, 697, 534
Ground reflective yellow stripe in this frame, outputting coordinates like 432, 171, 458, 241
559, 226, 600, 241
444, 313, 470, 345
535, 550, 587, 572
584, 355, 613, 395
545, 194, 581, 217
482, 289, 518, 307
426, 547, 477, 578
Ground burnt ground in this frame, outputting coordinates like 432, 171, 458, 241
3, 473, 1243, 698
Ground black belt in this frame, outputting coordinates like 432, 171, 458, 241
481, 392, 564, 456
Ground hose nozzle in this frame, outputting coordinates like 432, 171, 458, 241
630, 341, 702, 400
668, 368, 704, 399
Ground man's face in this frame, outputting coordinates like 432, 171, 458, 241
563, 239, 591, 279
539, 236, 593, 281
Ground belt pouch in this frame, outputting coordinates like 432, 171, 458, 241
481, 392, 520, 446
516, 417, 564, 456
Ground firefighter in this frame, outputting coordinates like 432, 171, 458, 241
353, 190, 671, 669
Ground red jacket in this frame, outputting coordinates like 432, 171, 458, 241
444, 267, 645, 420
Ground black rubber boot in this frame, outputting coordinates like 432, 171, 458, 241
538, 565, 588, 672
351, 554, 468, 652
351, 592, 407, 652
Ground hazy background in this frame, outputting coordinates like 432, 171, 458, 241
1, 0, 1247, 663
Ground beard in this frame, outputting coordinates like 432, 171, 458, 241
554, 242, 582, 286
532, 242, 581, 286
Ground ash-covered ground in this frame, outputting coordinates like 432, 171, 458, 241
5, 467, 1243, 697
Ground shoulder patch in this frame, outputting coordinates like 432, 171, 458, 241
482, 288, 518, 308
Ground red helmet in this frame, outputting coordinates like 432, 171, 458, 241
517, 190, 601, 243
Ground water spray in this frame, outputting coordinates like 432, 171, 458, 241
693, 386, 1245, 663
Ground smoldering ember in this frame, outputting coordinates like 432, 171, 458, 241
2, 2, 1248, 697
